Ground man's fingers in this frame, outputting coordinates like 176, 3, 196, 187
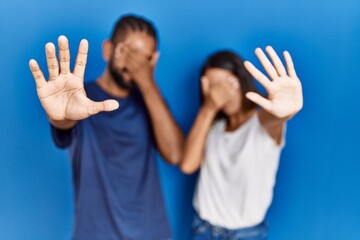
114, 43, 123, 59
102, 99, 120, 111
124, 52, 142, 73
283, 51, 297, 77
45, 42, 59, 81
244, 61, 272, 90
88, 99, 119, 116
255, 48, 279, 80
121, 45, 153, 74
73, 39, 89, 79
58, 35, 71, 74
29, 59, 46, 89
123, 46, 148, 64
245, 92, 272, 111
265, 46, 286, 76
113, 43, 127, 69
119, 47, 132, 67
150, 51, 160, 67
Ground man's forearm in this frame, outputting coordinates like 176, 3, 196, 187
138, 80, 184, 165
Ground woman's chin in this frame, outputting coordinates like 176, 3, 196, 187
222, 107, 238, 117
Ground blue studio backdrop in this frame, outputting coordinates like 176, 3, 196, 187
0, 0, 359, 239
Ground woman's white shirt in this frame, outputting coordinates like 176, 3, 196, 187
193, 113, 285, 229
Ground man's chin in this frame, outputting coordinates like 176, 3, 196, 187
113, 77, 134, 90
109, 69, 134, 90
108, 63, 131, 89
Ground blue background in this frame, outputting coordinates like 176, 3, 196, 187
0, 0, 359, 239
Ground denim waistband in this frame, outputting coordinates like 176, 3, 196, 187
192, 213, 268, 238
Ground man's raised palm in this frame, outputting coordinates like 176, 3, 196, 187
29, 35, 119, 121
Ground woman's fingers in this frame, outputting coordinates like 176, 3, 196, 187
212, 77, 239, 105
245, 91, 271, 111
244, 61, 272, 90
201, 76, 210, 95
265, 46, 286, 77
254, 48, 279, 80
29, 59, 46, 89
230, 76, 240, 90
58, 35, 71, 74
73, 39, 89, 79
45, 43, 59, 81
283, 51, 297, 77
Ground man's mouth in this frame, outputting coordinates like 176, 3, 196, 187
120, 68, 132, 82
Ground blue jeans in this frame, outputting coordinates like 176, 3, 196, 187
191, 214, 267, 240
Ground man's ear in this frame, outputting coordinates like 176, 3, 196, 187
102, 40, 114, 62
150, 51, 160, 67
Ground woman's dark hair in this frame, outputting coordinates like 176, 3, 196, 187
110, 14, 158, 46
200, 50, 258, 121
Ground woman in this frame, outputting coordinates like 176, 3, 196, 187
180, 46, 303, 239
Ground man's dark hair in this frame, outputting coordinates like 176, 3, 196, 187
200, 50, 258, 121
110, 14, 158, 45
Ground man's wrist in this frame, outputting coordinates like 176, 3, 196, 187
137, 77, 156, 94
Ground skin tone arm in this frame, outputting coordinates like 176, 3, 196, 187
244, 46, 303, 144
29, 36, 119, 130
116, 44, 184, 165
180, 76, 240, 174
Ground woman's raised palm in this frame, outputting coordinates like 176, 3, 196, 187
244, 46, 303, 119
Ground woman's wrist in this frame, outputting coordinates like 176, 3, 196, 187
201, 103, 217, 118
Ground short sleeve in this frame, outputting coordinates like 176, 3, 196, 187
50, 124, 77, 149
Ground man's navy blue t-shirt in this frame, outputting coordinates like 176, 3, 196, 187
51, 82, 172, 240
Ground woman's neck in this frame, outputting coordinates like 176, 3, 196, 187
226, 109, 256, 132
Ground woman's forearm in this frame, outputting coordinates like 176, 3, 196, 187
180, 105, 216, 174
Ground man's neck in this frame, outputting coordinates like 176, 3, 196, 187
96, 70, 130, 98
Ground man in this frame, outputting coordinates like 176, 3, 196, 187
29, 15, 184, 240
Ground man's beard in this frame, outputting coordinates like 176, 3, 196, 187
108, 58, 134, 90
